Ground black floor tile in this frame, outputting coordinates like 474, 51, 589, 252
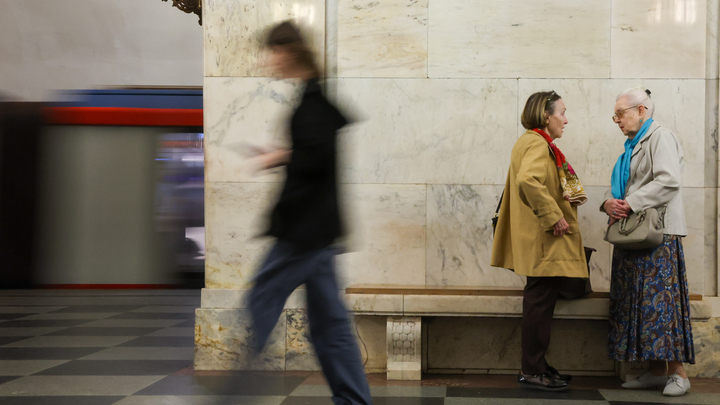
117, 336, 194, 347
108, 312, 194, 320
172, 320, 197, 327
446, 387, 605, 400
0, 347, 104, 360
0, 397, 124, 405
0, 319, 91, 328
608, 403, 697, 405
0, 313, 32, 320
0, 376, 21, 385
370, 399, 444, 405
282, 399, 443, 405
43, 327, 164, 336
373, 397, 445, 405
35, 359, 192, 375
0, 336, 32, 346
281, 398, 335, 405
49, 305, 146, 313
135, 375, 307, 396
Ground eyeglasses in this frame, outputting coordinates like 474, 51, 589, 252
612, 105, 640, 122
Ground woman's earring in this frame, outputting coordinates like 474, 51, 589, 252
640, 119, 643, 123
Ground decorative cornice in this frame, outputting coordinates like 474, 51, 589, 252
162, 0, 202, 25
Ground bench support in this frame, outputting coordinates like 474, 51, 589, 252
386, 316, 421, 380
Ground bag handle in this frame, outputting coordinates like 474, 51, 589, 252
618, 211, 646, 235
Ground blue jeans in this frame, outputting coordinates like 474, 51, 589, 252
248, 241, 373, 405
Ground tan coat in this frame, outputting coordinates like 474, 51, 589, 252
491, 130, 587, 278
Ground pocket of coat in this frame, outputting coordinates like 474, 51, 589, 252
540, 221, 582, 261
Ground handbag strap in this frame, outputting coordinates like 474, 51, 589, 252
495, 190, 504, 215
618, 211, 647, 235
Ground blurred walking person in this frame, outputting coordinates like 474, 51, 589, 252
246, 21, 373, 405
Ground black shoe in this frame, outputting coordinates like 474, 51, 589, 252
547, 365, 572, 382
518, 371, 569, 392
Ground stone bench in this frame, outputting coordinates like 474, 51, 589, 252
345, 284, 709, 381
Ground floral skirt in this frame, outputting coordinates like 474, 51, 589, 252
608, 235, 695, 363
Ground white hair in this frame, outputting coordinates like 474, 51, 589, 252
616, 87, 655, 118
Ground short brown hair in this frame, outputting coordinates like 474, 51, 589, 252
265, 21, 321, 77
521, 91, 561, 130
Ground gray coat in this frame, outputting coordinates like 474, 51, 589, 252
602, 121, 687, 236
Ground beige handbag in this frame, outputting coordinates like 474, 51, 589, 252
604, 206, 666, 250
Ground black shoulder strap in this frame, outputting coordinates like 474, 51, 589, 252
495, 190, 504, 214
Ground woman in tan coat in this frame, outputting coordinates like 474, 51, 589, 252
491, 91, 588, 392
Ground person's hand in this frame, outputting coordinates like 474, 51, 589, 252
255, 149, 291, 171
246, 143, 272, 157
603, 199, 631, 221
608, 218, 618, 226
552, 217, 570, 237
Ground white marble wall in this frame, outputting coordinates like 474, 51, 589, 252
200, 0, 720, 373
203, 0, 718, 294
428, 0, 612, 78
338, 0, 428, 77
204, 0, 326, 77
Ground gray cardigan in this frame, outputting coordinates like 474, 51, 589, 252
602, 121, 687, 236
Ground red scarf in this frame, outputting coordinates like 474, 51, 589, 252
532, 128, 570, 172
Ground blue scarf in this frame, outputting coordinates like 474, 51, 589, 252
611, 118, 654, 199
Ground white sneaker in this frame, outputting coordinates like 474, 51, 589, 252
622, 370, 668, 389
663, 373, 691, 396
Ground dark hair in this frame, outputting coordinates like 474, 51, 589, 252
265, 21, 321, 77
521, 91, 562, 130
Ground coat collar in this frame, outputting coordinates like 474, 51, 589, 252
631, 120, 660, 157
524, 129, 557, 158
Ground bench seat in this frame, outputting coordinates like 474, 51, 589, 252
345, 284, 709, 380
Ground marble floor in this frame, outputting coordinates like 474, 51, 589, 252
0, 290, 719, 405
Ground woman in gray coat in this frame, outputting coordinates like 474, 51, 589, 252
602, 87, 694, 397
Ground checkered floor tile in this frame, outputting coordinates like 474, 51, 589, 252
1, 290, 718, 405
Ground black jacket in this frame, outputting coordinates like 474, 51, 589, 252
266, 79, 347, 251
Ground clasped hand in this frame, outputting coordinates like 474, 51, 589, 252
603, 199, 631, 226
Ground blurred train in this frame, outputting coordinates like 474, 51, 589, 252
0, 88, 205, 288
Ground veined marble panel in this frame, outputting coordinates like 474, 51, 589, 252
204, 77, 302, 183
286, 309, 320, 371
683, 188, 706, 295
426, 184, 525, 288
708, 0, 719, 78
427, 0, 611, 78
336, 184, 427, 288
206, 183, 426, 290
611, 0, 706, 78
686, 317, 720, 377
705, 188, 718, 296
326, 0, 339, 78
194, 308, 286, 371
337, 0, 428, 77
201, 288, 306, 310
426, 318, 614, 372
354, 316, 387, 372
705, 80, 719, 188
345, 294, 404, 314
203, 0, 325, 77
403, 295, 523, 316
517, 79, 706, 188
204, 182, 279, 289
337, 78, 518, 184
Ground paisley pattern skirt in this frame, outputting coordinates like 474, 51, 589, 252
608, 235, 695, 363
